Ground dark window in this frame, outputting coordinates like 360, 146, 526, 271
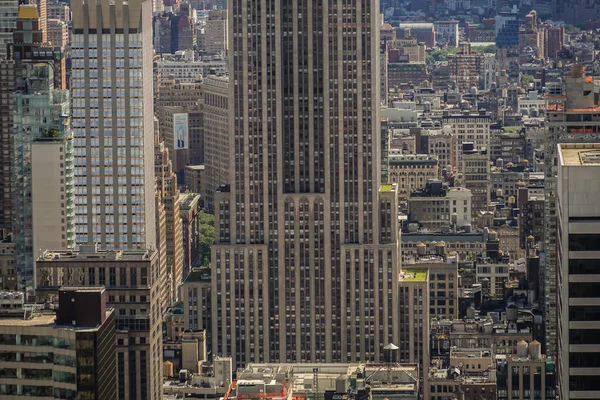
570, 376, 600, 391
570, 352, 600, 368
569, 283, 600, 298
570, 329, 600, 344
569, 259, 600, 274
569, 234, 600, 251
569, 306, 600, 321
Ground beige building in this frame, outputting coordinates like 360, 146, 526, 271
156, 79, 203, 166
398, 269, 430, 391
31, 132, 74, 264
388, 154, 439, 204
200, 74, 228, 212
462, 147, 490, 222
408, 184, 472, 230
155, 133, 183, 305
402, 232, 486, 263
425, 130, 454, 174
36, 246, 166, 400
212, 0, 401, 366
46, 18, 68, 47
182, 267, 211, 332
448, 43, 485, 91
442, 111, 491, 172
185, 165, 205, 197
203, 10, 227, 54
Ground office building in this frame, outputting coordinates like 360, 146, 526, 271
401, 231, 487, 263
36, 245, 166, 400
388, 154, 439, 205
0, 0, 18, 59
398, 269, 430, 387
556, 143, 600, 399
0, 231, 16, 290
441, 111, 491, 173
203, 9, 227, 53
462, 145, 490, 221
497, 340, 556, 400
71, 0, 156, 250
13, 62, 74, 295
201, 74, 229, 212
0, 60, 15, 233
212, 0, 401, 365
495, 13, 519, 48
155, 132, 183, 305
0, 287, 116, 399
182, 267, 211, 333
544, 66, 600, 359
408, 181, 472, 230
433, 20, 459, 47
46, 18, 68, 47
184, 165, 205, 197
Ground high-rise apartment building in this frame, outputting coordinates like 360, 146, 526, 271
0, 0, 18, 59
544, 66, 600, 359
200, 74, 229, 212
36, 245, 166, 400
71, 0, 156, 251
13, 62, 74, 295
212, 0, 400, 366
556, 143, 600, 399
462, 144, 490, 222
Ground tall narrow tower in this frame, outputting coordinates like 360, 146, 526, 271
71, 0, 156, 251
212, 0, 400, 366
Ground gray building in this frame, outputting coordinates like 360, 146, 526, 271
71, 0, 156, 251
212, 0, 400, 366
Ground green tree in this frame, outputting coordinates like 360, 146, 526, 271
198, 211, 215, 267
522, 74, 534, 86
426, 47, 458, 63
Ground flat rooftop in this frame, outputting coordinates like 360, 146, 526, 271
0, 313, 56, 327
558, 143, 600, 166
400, 270, 427, 282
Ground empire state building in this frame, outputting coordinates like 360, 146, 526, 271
212, 0, 400, 365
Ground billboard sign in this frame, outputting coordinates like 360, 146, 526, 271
174, 113, 189, 150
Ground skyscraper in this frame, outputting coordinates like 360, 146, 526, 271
544, 65, 600, 359
0, 0, 18, 59
212, 0, 400, 365
71, 0, 156, 251
556, 143, 600, 399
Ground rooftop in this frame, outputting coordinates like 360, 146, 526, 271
38, 245, 156, 262
558, 143, 600, 166
400, 270, 427, 282
380, 184, 393, 192
185, 268, 211, 283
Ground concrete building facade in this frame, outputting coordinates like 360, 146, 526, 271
36, 246, 166, 400
556, 143, 600, 400
71, 0, 156, 250
212, 0, 401, 366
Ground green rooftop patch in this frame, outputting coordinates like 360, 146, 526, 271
401, 270, 427, 282
380, 184, 393, 192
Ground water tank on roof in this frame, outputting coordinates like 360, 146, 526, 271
417, 242, 426, 255
496, 158, 504, 168
488, 230, 498, 241
436, 242, 446, 256
506, 304, 518, 322
463, 224, 472, 233
336, 375, 348, 393
451, 213, 458, 225
470, 86, 478, 95
517, 340, 529, 358
529, 340, 542, 360
466, 305, 476, 319
423, 101, 431, 112
496, 188, 503, 198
